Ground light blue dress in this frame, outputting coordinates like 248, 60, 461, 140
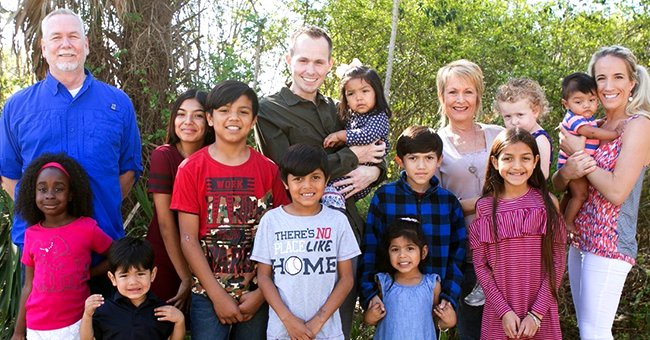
373, 272, 439, 340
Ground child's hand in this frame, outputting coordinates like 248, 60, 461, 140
517, 313, 540, 338
283, 315, 314, 340
323, 131, 345, 148
433, 299, 456, 329
154, 305, 184, 324
305, 316, 326, 337
238, 289, 265, 321
501, 311, 521, 339
84, 294, 104, 318
363, 300, 386, 325
212, 294, 244, 324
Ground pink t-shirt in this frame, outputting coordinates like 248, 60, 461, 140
22, 216, 113, 330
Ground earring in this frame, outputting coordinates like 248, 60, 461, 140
628, 96, 633, 102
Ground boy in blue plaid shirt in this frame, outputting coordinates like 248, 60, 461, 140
359, 125, 466, 320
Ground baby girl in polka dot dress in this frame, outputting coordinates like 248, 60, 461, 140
322, 62, 392, 210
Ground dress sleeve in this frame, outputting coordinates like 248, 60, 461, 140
346, 111, 390, 146
471, 216, 513, 319
531, 223, 567, 316
148, 148, 175, 194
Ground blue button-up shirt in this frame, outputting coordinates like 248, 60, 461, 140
1, 70, 142, 249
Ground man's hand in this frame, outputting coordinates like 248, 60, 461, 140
333, 166, 380, 199
350, 142, 386, 164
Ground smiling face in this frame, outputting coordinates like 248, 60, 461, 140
286, 34, 333, 102
491, 141, 538, 195
35, 167, 71, 223
498, 99, 540, 132
388, 236, 427, 277
396, 152, 442, 193
41, 14, 88, 76
174, 98, 207, 146
207, 94, 256, 146
441, 76, 479, 125
284, 168, 327, 216
593, 55, 636, 115
344, 78, 376, 114
108, 266, 157, 307
563, 91, 599, 119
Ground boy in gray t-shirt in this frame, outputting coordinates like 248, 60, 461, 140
252, 144, 360, 340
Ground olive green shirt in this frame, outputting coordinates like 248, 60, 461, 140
254, 86, 386, 241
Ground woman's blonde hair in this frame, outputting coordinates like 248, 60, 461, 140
436, 59, 485, 127
588, 45, 650, 120
493, 78, 550, 120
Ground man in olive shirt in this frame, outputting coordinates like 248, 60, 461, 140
254, 26, 386, 339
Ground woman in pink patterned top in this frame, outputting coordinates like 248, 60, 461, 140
553, 46, 650, 340
470, 128, 565, 340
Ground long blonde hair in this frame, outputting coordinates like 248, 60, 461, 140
436, 59, 485, 127
588, 45, 650, 120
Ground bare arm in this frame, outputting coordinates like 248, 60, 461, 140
178, 212, 243, 324
306, 259, 355, 335
1, 176, 17, 201
153, 193, 192, 308
80, 294, 104, 340
584, 117, 650, 205
11, 266, 33, 340
576, 125, 620, 141
119, 171, 136, 200
535, 135, 551, 179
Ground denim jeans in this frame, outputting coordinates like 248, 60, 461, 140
190, 292, 268, 340
457, 262, 483, 340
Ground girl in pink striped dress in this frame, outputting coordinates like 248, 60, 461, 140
469, 128, 566, 339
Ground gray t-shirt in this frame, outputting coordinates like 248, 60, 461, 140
251, 205, 361, 340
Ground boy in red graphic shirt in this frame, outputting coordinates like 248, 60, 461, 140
171, 80, 289, 340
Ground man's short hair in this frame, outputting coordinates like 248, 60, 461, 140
108, 237, 155, 274
41, 8, 86, 38
280, 144, 330, 182
288, 26, 332, 58
396, 125, 443, 159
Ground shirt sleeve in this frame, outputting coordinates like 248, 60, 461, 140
358, 193, 384, 309
440, 196, 466, 309
345, 111, 389, 146
170, 161, 200, 215
0, 98, 22, 179
336, 214, 361, 261
562, 114, 592, 136
118, 96, 143, 178
148, 148, 175, 194
271, 168, 290, 207
90, 219, 114, 254
21, 235, 34, 267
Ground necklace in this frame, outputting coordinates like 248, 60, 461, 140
447, 124, 483, 174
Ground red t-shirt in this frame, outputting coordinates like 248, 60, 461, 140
171, 146, 289, 298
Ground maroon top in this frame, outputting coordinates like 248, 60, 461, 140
145, 144, 185, 301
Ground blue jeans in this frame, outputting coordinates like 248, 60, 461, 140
457, 262, 483, 340
191, 292, 268, 340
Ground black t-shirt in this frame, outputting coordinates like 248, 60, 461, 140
92, 292, 174, 340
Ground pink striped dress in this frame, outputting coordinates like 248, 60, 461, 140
469, 188, 566, 339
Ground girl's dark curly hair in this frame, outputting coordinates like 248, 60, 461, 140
15, 153, 94, 226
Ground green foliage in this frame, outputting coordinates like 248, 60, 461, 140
0, 191, 19, 339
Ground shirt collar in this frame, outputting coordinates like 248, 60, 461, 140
43, 68, 94, 96
113, 290, 158, 308
398, 170, 440, 195
279, 85, 327, 106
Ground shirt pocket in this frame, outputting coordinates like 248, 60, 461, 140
83, 108, 122, 175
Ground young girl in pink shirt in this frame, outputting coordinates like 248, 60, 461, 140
12, 153, 112, 340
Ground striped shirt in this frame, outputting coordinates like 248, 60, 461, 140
469, 188, 565, 339
558, 110, 598, 167
359, 172, 466, 309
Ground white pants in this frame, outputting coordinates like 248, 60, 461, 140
26, 319, 81, 340
568, 246, 632, 340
